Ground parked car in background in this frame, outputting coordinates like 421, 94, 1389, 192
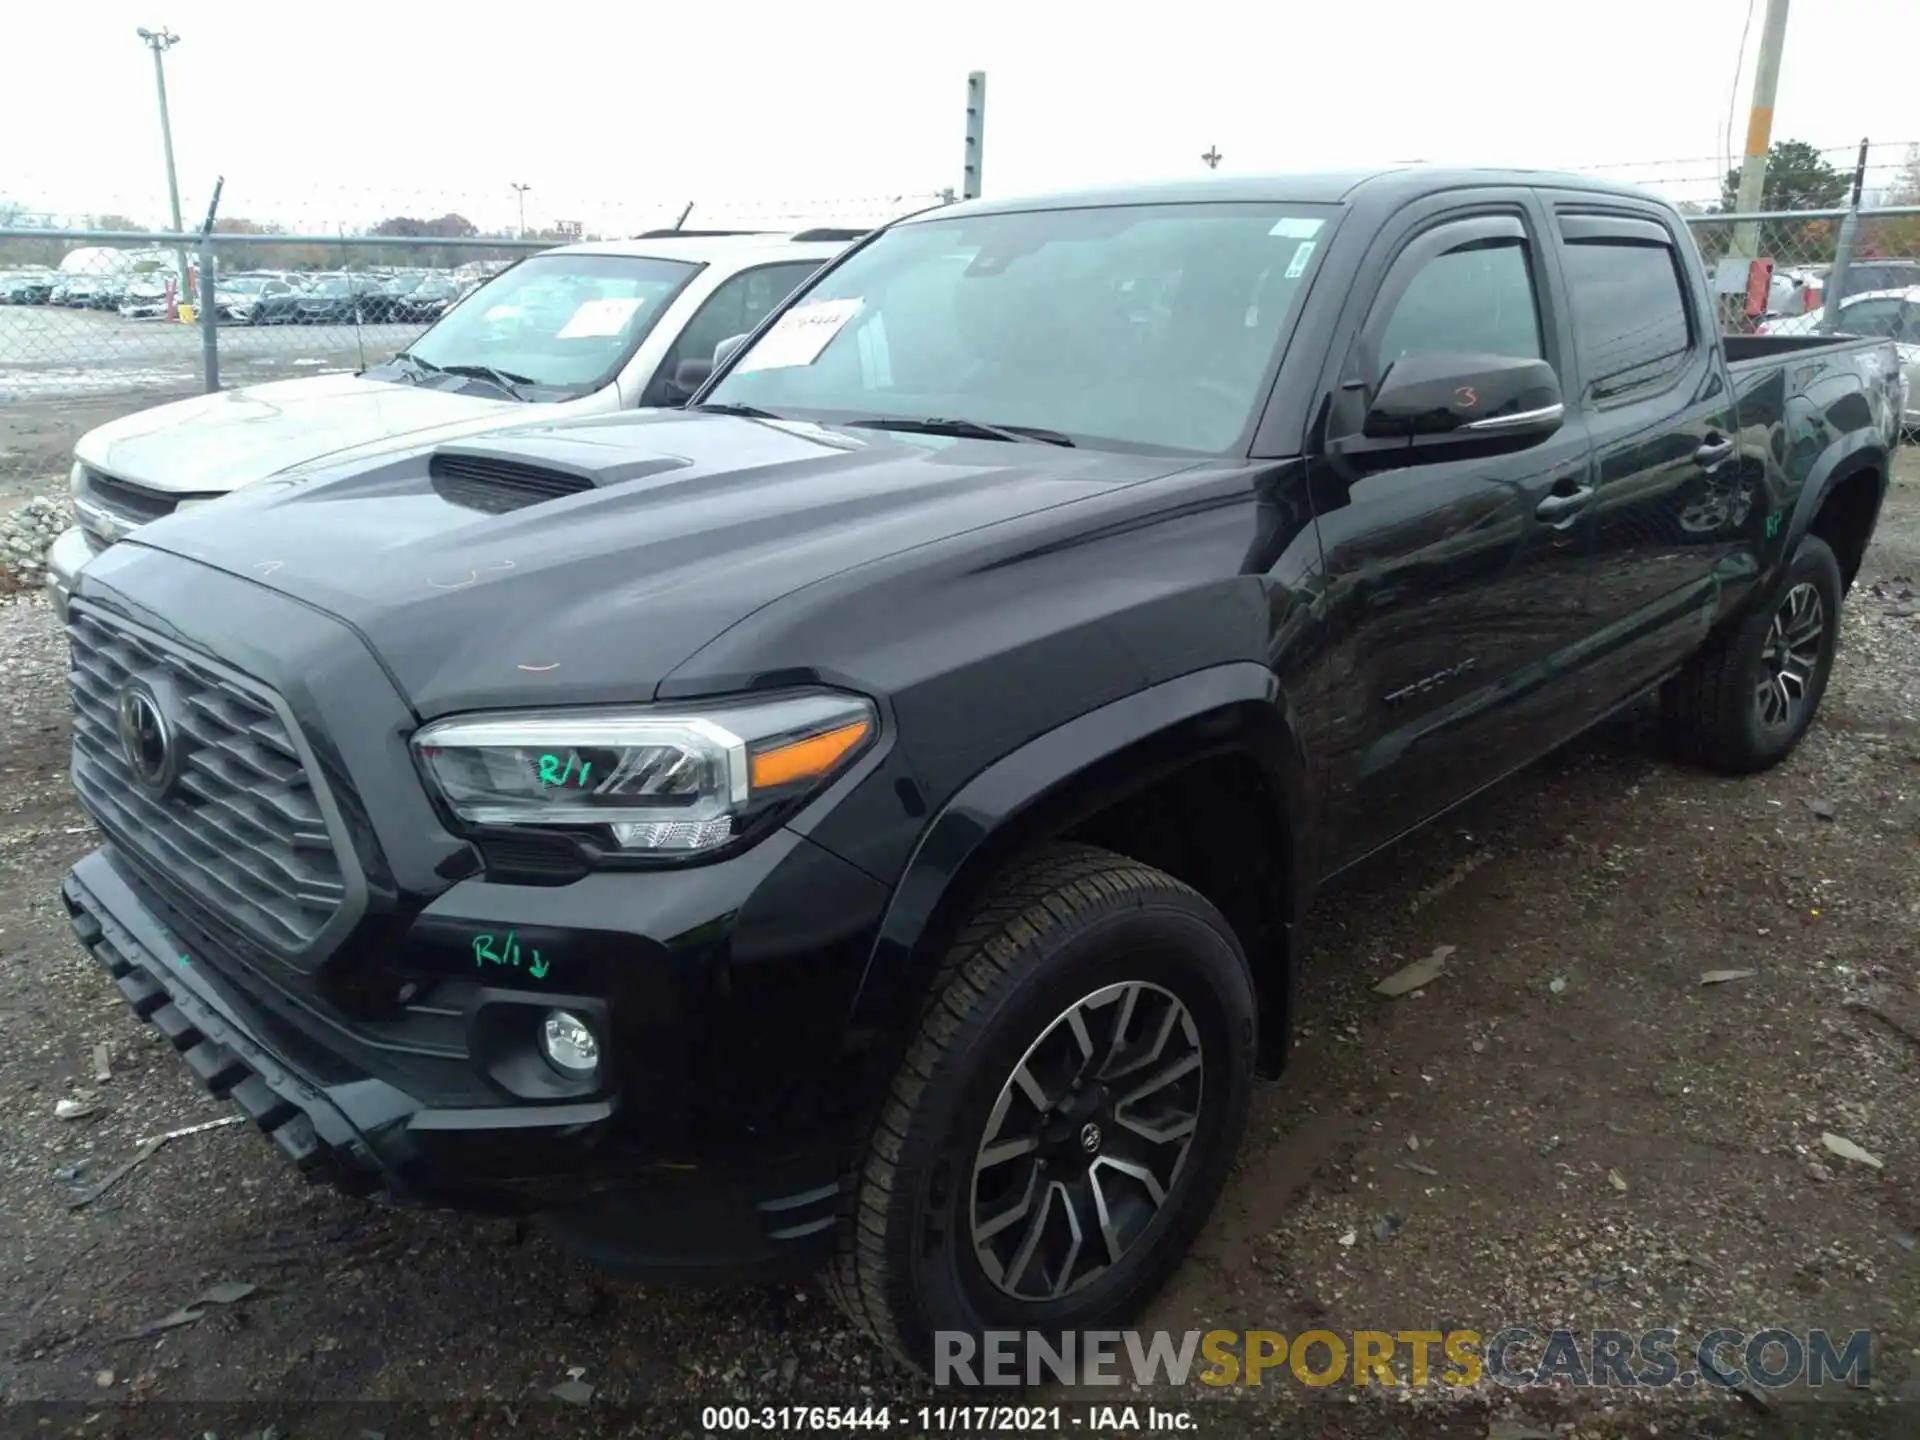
1830, 259, 1920, 304
0, 269, 58, 304
216, 274, 302, 323
116, 275, 173, 319
362, 271, 435, 322
396, 274, 462, 322
54, 170, 1900, 1378
47, 229, 863, 614
53, 276, 102, 307
1762, 286, 1920, 431
245, 272, 368, 325
85, 275, 130, 311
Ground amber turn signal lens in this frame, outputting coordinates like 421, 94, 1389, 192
750, 720, 871, 790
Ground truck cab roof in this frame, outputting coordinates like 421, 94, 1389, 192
922, 167, 1665, 219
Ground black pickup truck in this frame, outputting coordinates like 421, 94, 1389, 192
61, 169, 1903, 1376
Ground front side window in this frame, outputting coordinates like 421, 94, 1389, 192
1375, 237, 1544, 373
646, 260, 824, 405
399, 252, 701, 397
706, 202, 1337, 453
1562, 239, 1693, 400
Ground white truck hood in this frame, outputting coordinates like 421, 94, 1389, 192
74, 372, 529, 495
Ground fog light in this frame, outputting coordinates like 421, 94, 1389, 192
540, 1010, 600, 1080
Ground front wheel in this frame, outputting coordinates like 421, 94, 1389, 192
829, 845, 1256, 1378
1662, 532, 1843, 773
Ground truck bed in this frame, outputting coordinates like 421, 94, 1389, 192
1723, 331, 1884, 367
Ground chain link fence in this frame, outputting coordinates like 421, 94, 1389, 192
1682, 205, 1920, 334
0, 197, 944, 587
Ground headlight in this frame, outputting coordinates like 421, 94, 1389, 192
69, 459, 86, 500
411, 690, 876, 857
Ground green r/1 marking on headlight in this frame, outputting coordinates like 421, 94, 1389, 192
1765, 512, 1782, 539
537, 753, 592, 789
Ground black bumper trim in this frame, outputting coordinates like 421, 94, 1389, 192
64, 873, 381, 1196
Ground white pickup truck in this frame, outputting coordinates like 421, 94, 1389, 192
48, 229, 858, 616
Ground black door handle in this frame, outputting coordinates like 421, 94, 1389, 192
1694, 437, 1736, 468
1535, 484, 1595, 528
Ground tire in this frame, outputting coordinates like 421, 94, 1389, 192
829, 844, 1257, 1380
1662, 532, 1843, 774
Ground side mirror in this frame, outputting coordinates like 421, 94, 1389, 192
669, 357, 714, 401
712, 333, 750, 369
1330, 352, 1563, 466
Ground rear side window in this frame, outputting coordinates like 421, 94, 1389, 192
1562, 240, 1692, 400
1376, 239, 1544, 371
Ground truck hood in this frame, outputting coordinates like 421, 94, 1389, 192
74, 372, 526, 495
110, 410, 1189, 717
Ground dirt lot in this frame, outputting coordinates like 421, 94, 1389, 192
0, 452, 1914, 1440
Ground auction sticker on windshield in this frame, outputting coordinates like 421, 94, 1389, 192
556, 296, 646, 339
733, 298, 862, 373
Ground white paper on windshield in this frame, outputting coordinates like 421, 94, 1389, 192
1269, 217, 1325, 239
556, 296, 646, 339
1284, 240, 1317, 279
732, 298, 862, 373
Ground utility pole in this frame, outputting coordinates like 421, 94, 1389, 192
1730, 0, 1791, 259
1201, 146, 1222, 171
136, 27, 188, 292
961, 71, 986, 201
510, 182, 532, 238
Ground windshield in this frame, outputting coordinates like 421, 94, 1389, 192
222, 277, 267, 293
401, 253, 699, 394
708, 202, 1335, 452
312, 277, 351, 296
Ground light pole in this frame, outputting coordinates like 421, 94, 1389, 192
136, 27, 189, 294
1201, 146, 1223, 171
510, 182, 532, 238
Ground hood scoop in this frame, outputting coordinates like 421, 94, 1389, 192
429, 444, 691, 515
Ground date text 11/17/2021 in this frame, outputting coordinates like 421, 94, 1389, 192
697, 1404, 1198, 1431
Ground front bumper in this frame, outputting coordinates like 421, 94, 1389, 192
45, 524, 102, 621
62, 845, 866, 1278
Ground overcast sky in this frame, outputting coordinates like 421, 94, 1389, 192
4, 0, 1914, 235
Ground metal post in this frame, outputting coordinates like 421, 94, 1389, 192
196, 176, 223, 393
1818, 138, 1871, 333
962, 71, 986, 201
1730, 0, 1790, 259
511, 182, 532, 238
139, 29, 190, 294
197, 234, 219, 392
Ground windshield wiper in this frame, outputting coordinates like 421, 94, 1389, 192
389, 350, 443, 382
693, 401, 783, 420
845, 416, 1075, 448
435, 363, 539, 400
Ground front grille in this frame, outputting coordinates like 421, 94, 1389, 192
67, 604, 348, 958
81, 467, 179, 527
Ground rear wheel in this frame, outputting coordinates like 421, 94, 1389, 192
1662, 532, 1843, 773
828, 845, 1256, 1378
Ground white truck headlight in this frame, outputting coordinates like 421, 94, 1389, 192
411, 690, 876, 856
69, 460, 86, 500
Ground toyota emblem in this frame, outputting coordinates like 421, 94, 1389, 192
117, 683, 179, 797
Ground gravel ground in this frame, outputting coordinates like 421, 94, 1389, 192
0, 451, 1914, 1439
